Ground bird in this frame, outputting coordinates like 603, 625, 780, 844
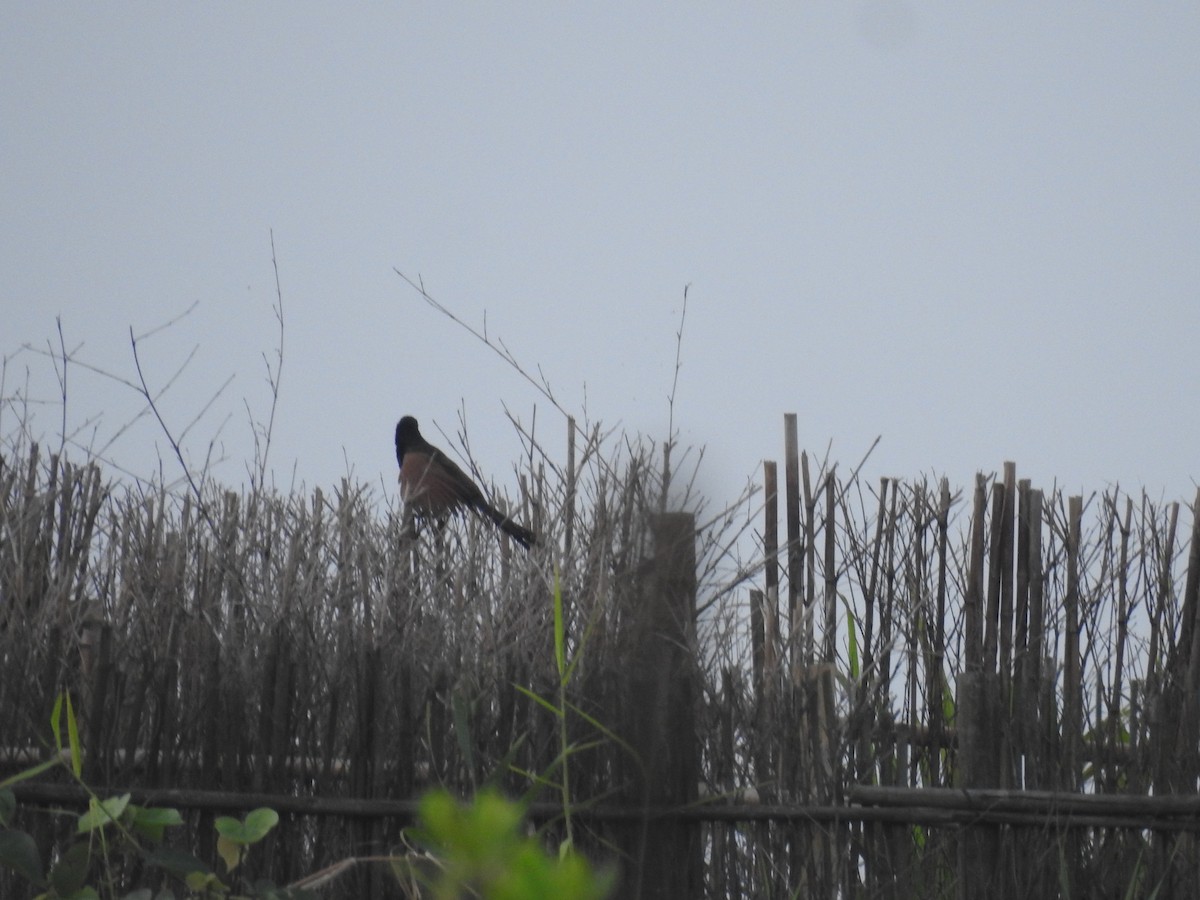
394, 415, 536, 550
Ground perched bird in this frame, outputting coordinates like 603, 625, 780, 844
395, 416, 536, 550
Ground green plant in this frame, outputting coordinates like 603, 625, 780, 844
510, 572, 638, 855
2, 694, 614, 899
405, 789, 613, 900
0, 694, 300, 900
381, 573, 623, 898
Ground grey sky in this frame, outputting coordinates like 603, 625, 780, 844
3, 5, 1197, 509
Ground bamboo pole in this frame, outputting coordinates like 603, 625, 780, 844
784, 414, 803, 664
1108, 495, 1133, 792
1026, 488, 1046, 789
762, 460, 780, 684
863, 477, 889, 710
927, 478, 950, 787
1012, 479, 1030, 787
823, 469, 837, 665
1176, 487, 1200, 782
802, 451, 816, 663
983, 480, 1003, 673
1064, 495, 1083, 792
965, 474, 987, 672
997, 463, 1016, 791
616, 512, 700, 900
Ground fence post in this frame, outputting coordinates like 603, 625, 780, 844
957, 473, 1002, 900
617, 512, 700, 900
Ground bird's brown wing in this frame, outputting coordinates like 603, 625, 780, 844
400, 447, 536, 550
399, 450, 484, 513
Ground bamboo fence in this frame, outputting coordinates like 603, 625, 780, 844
2, 414, 1199, 899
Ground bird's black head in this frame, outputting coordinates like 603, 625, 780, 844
395, 416, 421, 465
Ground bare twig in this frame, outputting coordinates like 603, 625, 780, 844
247, 229, 286, 490
661, 284, 689, 512
128, 325, 231, 530
52, 317, 69, 460
393, 269, 598, 444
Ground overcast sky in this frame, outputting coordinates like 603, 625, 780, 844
3, 5, 1198, 513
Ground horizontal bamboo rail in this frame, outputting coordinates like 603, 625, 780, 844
15, 782, 1200, 832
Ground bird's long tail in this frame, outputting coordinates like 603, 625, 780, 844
482, 503, 536, 550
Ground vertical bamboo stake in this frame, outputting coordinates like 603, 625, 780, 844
715, 668, 737, 899
864, 478, 889, 698
1027, 487, 1046, 787
81, 615, 112, 784
879, 483, 899, 718
1009, 478, 1037, 882
812, 471, 840, 894
999, 464, 1016, 669
983, 479, 1005, 673
751, 588, 766, 700
802, 452, 816, 662
965, 474, 987, 672
998, 464, 1016, 668
1109, 495, 1133, 790
957, 472, 1000, 899
1175, 488, 1200, 780
617, 512, 700, 900
1147, 501, 1179, 688
807, 663, 837, 891
784, 414, 804, 671
763, 461, 780, 681
1013, 480, 1031, 782
998, 462, 1016, 789
1059, 493, 1083, 899
908, 481, 925, 789
1148, 497, 1186, 900
823, 468, 837, 665
927, 478, 950, 787
1063, 495, 1083, 791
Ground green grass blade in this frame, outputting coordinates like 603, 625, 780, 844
65, 693, 82, 778
553, 570, 566, 680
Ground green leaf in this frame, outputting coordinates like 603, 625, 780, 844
216, 834, 243, 873
48, 692, 85, 778
51, 693, 65, 753
214, 807, 282, 874
513, 684, 564, 719
0, 828, 45, 885
213, 815, 239, 838
244, 807, 279, 841
65, 692, 82, 778
130, 805, 184, 843
413, 789, 611, 900
78, 794, 131, 833
49, 841, 91, 895
0, 754, 62, 790
215, 808, 279, 845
